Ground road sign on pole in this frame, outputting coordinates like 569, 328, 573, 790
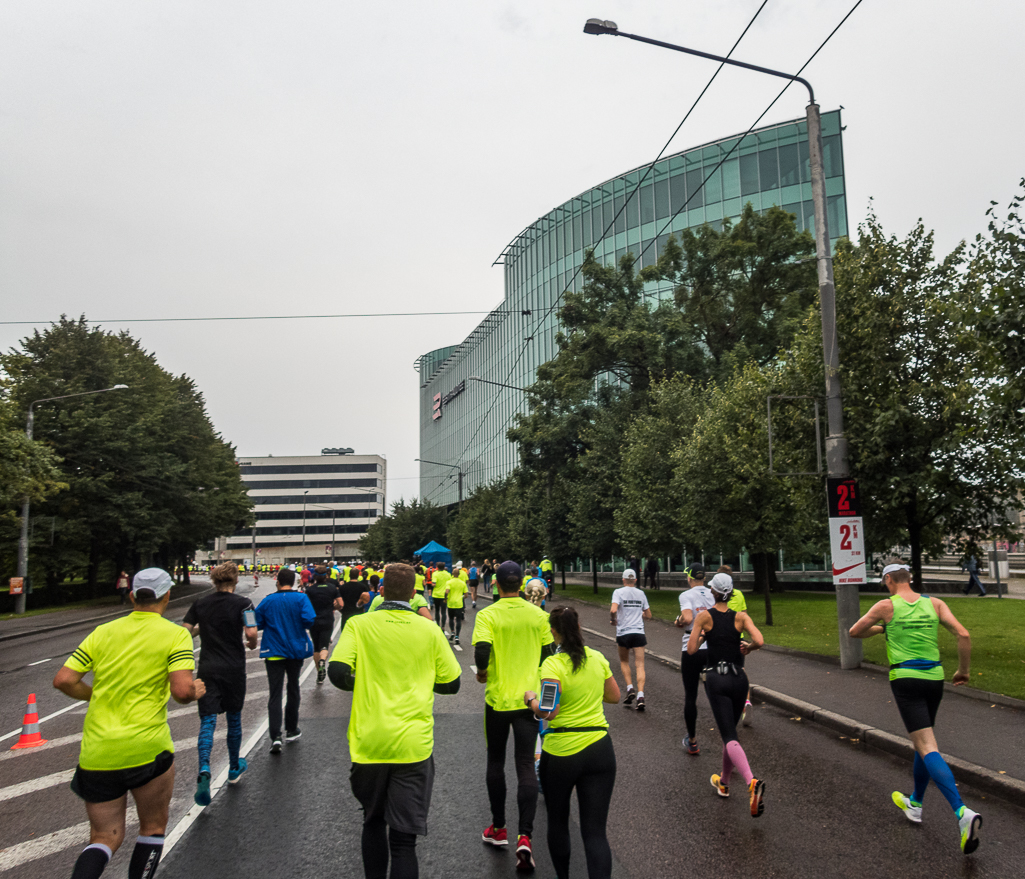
826, 478, 865, 586
9, 577, 24, 595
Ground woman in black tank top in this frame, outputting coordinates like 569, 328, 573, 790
687, 573, 767, 818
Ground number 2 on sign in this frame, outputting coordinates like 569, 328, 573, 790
839, 522, 859, 550
837, 483, 853, 511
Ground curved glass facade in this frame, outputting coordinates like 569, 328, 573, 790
419, 111, 847, 505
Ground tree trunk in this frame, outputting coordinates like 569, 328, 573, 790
768, 562, 782, 594
907, 494, 923, 590
752, 551, 774, 626
561, 566, 566, 589
592, 557, 598, 594
87, 539, 101, 599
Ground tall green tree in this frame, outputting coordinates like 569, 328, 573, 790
1, 317, 252, 594
359, 497, 448, 561
796, 214, 1025, 584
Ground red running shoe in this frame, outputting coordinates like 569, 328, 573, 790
516, 835, 535, 870
482, 825, 508, 846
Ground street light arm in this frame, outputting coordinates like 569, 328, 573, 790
468, 376, 527, 392
28, 385, 130, 413
584, 21, 815, 102
415, 458, 463, 472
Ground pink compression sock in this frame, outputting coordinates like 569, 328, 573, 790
725, 740, 753, 785
721, 744, 734, 786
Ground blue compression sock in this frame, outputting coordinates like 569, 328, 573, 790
912, 752, 929, 804
197, 714, 217, 773
226, 711, 243, 769
923, 751, 963, 814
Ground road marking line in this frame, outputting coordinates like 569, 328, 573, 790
162, 627, 334, 861
0, 768, 75, 802
0, 798, 185, 873
27, 658, 51, 666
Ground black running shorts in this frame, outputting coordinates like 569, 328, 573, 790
197, 672, 246, 715
447, 608, 465, 620
616, 633, 647, 649
71, 750, 174, 803
890, 677, 944, 733
310, 620, 334, 652
350, 757, 435, 836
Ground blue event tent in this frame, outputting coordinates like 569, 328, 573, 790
415, 540, 452, 567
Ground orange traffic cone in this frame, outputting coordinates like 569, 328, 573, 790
10, 693, 47, 750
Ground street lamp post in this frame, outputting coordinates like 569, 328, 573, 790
15, 385, 129, 614
584, 19, 862, 668
302, 490, 309, 566
415, 458, 464, 509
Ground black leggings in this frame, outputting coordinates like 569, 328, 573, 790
680, 650, 705, 739
484, 706, 538, 836
538, 734, 616, 879
704, 670, 749, 743
448, 610, 464, 638
434, 601, 447, 629
265, 658, 303, 740
362, 821, 417, 879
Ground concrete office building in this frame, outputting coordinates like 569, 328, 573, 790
418, 111, 848, 504
198, 451, 386, 565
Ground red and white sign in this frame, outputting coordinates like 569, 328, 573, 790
829, 516, 866, 585
9, 577, 24, 595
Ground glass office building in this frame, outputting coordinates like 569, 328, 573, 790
419, 111, 847, 505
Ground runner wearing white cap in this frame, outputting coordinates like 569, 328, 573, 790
610, 569, 651, 709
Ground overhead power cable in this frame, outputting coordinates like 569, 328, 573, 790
0, 310, 495, 327
441, 0, 773, 495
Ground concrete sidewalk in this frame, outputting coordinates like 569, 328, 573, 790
0, 578, 214, 642
555, 589, 1025, 805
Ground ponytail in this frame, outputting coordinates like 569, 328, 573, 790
549, 606, 587, 672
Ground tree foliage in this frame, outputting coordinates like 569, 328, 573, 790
359, 496, 448, 562
0, 318, 252, 596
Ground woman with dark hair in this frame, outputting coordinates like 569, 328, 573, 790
524, 607, 620, 878
687, 572, 766, 817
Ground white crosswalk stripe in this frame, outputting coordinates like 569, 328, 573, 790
0, 768, 75, 803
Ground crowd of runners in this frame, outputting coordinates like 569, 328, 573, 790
53, 553, 983, 879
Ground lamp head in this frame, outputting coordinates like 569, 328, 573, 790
111, 384, 129, 390
583, 18, 618, 36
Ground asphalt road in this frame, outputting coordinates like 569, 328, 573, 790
3, 592, 1024, 879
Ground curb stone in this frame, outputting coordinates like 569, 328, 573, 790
577, 619, 1025, 809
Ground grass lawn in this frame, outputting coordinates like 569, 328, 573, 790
0, 590, 123, 621
555, 581, 1025, 701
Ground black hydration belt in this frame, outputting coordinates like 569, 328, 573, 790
540, 725, 608, 738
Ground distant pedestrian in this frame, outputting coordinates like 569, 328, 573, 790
688, 572, 766, 818
469, 560, 480, 609
960, 554, 986, 596
523, 569, 548, 608
254, 567, 315, 754
675, 565, 715, 755
54, 568, 204, 879
644, 558, 660, 590
480, 559, 495, 601
432, 562, 452, 630
337, 568, 370, 629
610, 569, 651, 710
329, 563, 461, 879
306, 566, 343, 685
182, 562, 258, 804
850, 562, 982, 854
115, 571, 130, 605
526, 606, 619, 879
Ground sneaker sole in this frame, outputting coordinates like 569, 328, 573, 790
891, 791, 922, 824
636, 700, 645, 711
482, 836, 509, 847
270, 742, 282, 754
750, 780, 766, 817
285, 733, 302, 743
516, 849, 535, 870
623, 693, 636, 705
710, 775, 729, 798
962, 814, 982, 855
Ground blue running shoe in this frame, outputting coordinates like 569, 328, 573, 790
228, 758, 248, 785
194, 771, 212, 806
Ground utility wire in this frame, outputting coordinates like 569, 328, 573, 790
0, 310, 496, 327
445, 0, 865, 502
440, 0, 773, 494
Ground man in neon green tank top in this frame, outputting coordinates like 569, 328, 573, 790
850, 562, 981, 855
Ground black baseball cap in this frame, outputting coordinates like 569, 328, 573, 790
495, 561, 523, 590
685, 565, 705, 580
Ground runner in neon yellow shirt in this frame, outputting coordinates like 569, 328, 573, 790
54, 568, 205, 878
432, 563, 453, 631
329, 564, 460, 877
445, 575, 468, 644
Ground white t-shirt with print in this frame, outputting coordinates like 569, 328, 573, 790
611, 585, 649, 636
679, 585, 716, 650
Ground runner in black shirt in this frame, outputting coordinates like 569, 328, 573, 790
182, 562, 257, 804
306, 566, 343, 684
337, 568, 370, 629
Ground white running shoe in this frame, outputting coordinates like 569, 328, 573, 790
958, 806, 982, 855
891, 791, 922, 824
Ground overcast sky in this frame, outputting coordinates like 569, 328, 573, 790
2, 1, 1022, 503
